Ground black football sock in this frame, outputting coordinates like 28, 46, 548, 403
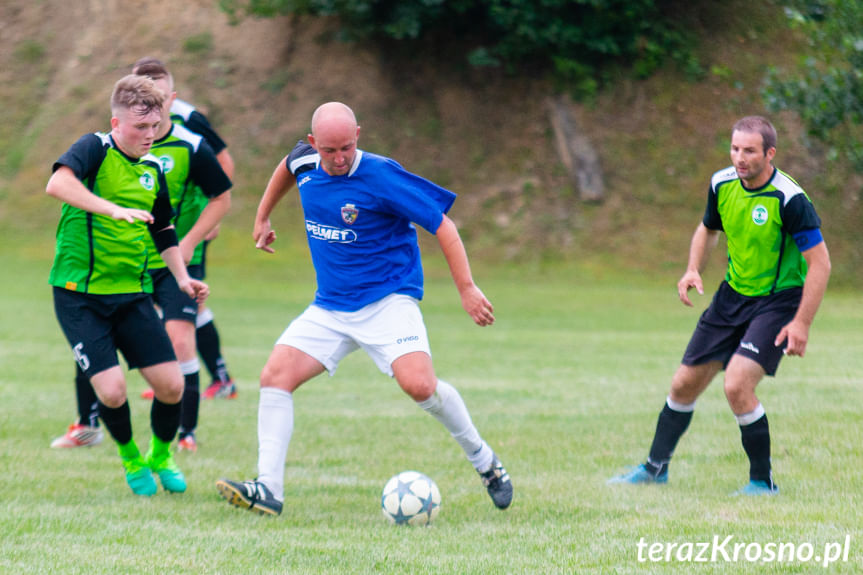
179, 371, 200, 439
98, 400, 133, 445
151, 397, 182, 443
75, 365, 100, 427
196, 320, 231, 384
740, 413, 772, 484
647, 400, 694, 475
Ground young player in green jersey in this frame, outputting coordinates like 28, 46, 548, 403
609, 116, 831, 495
48, 75, 209, 496
50, 61, 233, 454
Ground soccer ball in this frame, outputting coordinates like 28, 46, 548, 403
381, 471, 441, 526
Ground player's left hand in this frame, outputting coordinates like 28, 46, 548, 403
775, 319, 809, 357
461, 285, 495, 327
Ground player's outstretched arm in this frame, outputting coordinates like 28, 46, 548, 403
254, 157, 296, 253
216, 148, 235, 181
678, 223, 719, 306
179, 191, 232, 264
46, 166, 154, 224
436, 215, 495, 327
160, 242, 209, 304
774, 241, 831, 357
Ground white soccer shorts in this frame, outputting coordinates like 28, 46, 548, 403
275, 293, 431, 376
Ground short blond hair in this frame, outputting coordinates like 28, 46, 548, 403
110, 74, 164, 116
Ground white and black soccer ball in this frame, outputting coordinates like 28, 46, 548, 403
381, 471, 441, 526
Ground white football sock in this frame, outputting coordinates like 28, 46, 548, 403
256, 387, 294, 501
178, 358, 200, 375
735, 402, 766, 426
417, 380, 493, 472
196, 306, 214, 328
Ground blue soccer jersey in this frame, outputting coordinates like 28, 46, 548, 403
286, 142, 456, 311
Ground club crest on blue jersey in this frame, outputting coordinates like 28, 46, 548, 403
341, 203, 359, 225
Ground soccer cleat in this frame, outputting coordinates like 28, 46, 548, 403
50, 422, 104, 448
146, 448, 187, 493
216, 478, 283, 516
122, 456, 158, 496
177, 434, 198, 453
203, 380, 237, 400
140, 388, 154, 400
478, 454, 513, 509
607, 463, 669, 485
734, 479, 779, 496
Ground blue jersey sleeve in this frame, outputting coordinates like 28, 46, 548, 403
374, 157, 456, 234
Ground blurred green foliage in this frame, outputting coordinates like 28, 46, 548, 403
219, 0, 703, 98
762, 0, 863, 171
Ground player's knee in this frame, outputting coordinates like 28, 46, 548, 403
99, 386, 128, 408
166, 321, 196, 358
670, 377, 697, 403
723, 380, 751, 409
260, 361, 298, 392
90, 370, 127, 407
158, 380, 184, 403
399, 377, 436, 402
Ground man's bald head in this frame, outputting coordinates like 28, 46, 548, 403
310, 102, 357, 136
308, 102, 360, 176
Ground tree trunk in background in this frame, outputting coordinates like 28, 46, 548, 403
546, 95, 604, 203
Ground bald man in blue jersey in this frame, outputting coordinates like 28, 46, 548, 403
217, 102, 513, 516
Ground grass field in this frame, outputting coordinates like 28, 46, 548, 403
1, 237, 860, 575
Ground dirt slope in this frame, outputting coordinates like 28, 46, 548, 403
1, 1, 859, 279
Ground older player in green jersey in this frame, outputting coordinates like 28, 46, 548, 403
609, 116, 831, 495
48, 75, 208, 496
135, 57, 238, 401
133, 59, 232, 452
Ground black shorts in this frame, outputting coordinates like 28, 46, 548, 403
148, 265, 203, 323
53, 287, 176, 377
681, 281, 802, 376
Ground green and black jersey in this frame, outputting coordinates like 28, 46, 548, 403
170, 99, 227, 155
145, 123, 231, 269
704, 166, 822, 297
49, 132, 173, 295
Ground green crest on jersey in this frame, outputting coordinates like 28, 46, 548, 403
158, 154, 175, 174
751, 205, 768, 226
139, 172, 155, 190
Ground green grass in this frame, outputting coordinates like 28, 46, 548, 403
1, 238, 861, 574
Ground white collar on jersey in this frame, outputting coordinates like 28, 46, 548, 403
346, 150, 363, 177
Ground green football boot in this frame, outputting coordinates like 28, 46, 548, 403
145, 436, 187, 494
119, 440, 157, 497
